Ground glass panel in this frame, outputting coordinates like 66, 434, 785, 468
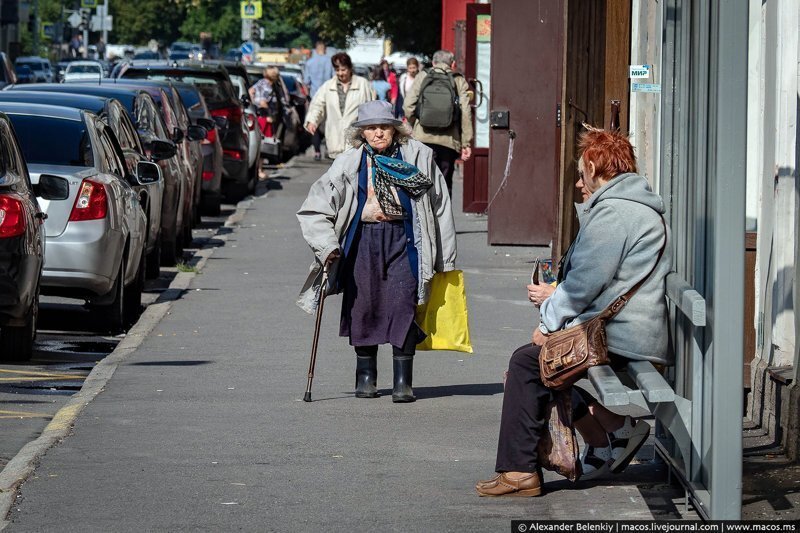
474, 15, 491, 149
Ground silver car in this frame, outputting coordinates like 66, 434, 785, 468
0, 103, 159, 332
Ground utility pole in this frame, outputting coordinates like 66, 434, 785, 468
101, 0, 108, 47
32, 0, 40, 55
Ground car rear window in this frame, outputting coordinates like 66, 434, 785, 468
8, 115, 93, 167
17, 61, 43, 71
123, 69, 235, 107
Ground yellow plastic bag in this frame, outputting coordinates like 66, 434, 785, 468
416, 270, 473, 353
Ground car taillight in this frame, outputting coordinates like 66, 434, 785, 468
204, 126, 217, 144
211, 105, 243, 123
245, 113, 256, 131
223, 149, 244, 160
202, 170, 214, 181
69, 179, 107, 221
0, 195, 25, 238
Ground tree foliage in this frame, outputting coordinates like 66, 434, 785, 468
178, 0, 241, 48
109, 0, 187, 45
273, 0, 441, 55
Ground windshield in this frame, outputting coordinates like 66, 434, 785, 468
8, 115, 93, 167
68, 65, 102, 74
123, 70, 235, 107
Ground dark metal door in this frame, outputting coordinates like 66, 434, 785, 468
487, 0, 564, 245
462, 3, 491, 213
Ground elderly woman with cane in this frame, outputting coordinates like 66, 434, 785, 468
475, 127, 671, 496
297, 100, 457, 403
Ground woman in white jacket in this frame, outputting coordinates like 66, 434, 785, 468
304, 52, 375, 159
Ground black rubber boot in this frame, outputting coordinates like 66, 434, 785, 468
392, 355, 415, 403
354, 354, 378, 398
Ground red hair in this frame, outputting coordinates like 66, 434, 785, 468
577, 127, 637, 181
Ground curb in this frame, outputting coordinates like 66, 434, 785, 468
0, 197, 254, 528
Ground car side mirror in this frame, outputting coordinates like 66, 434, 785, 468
33, 174, 69, 200
213, 115, 229, 130
148, 138, 177, 161
196, 117, 215, 131
187, 124, 207, 141
173, 127, 185, 143
134, 161, 162, 185
240, 94, 251, 106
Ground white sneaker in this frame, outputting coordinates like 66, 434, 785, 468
608, 416, 651, 473
580, 437, 614, 480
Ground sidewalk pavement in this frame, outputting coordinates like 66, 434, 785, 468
5, 156, 696, 531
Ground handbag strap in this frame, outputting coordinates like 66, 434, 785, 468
601, 216, 667, 319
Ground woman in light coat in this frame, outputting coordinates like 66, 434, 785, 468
304, 52, 375, 159
297, 101, 457, 402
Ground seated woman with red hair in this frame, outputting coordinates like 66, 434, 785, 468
476, 127, 672, 497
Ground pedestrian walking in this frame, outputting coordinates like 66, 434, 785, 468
297, 100, 457, 403
69, 34, 82, 58
304, 52, 374, 160
370, 66, 391, 102
403, 50, 473, 196
379, 58, 399, 107
303, 41, 334, 161
396, 57, 420, 119
95, 37, 106, 61
249, 66, 285, 138
475, 127, 671, 497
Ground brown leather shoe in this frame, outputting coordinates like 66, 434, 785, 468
475, 472, 543, 497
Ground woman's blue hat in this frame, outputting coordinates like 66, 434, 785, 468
351, 100, 403, 128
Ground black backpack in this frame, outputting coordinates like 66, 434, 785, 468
417, 68, 461, 130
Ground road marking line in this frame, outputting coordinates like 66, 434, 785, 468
0, 410, 52, 419
0, 368, 82, 379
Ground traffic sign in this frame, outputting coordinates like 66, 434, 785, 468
81, 0, 97, 8
240, 42, 254, 55
240, 1, 262, 19
67, 12, 82, 28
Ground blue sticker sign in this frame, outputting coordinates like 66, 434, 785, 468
240, 42, 254, 55
632, 83, 661, 93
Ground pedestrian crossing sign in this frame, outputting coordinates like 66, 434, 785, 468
80, 0, 97, 7
241, 1, 262, 19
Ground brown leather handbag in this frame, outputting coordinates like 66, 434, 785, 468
539, 218, 666, 391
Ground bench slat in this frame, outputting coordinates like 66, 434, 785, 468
587, 365, 630, 406
666, 273, 706, 327
628, 361, 675, 403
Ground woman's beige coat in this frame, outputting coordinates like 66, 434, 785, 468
305, 75, 375, 158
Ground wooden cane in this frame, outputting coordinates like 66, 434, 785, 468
303, 264, 329, 402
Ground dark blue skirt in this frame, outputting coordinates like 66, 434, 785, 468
339, 221, 417, 348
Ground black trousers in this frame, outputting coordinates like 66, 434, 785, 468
426, 143, 459, 196
495, 344, 626, 473
312, 130, 323, 154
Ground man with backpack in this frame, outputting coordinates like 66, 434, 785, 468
403, 50, 473, 196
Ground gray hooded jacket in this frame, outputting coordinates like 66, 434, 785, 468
539, 173, 672, 364
296, 139, 457, 314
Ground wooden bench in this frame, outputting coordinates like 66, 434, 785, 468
586, 272, 705, 466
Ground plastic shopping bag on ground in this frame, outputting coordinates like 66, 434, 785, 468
416, 270, 473, 353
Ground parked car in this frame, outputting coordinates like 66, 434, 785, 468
0, 91, 167, 280
0, 102, 156, 331
5, 83, 187, 266
0, 112, 60, 361
168, 42, 194, 61
117, 63, 254, 201
14, 65, 34, 84
200, 61, 261, 186
0, 52, 18, 88
63, 60, 104, 82
14, 57, 53, 83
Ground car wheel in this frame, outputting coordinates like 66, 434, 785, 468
160, 235, 179, 266
0, 291, 38, 363
182, 218, 193, 250
97, 261, 125, 334
201, 195, 221, 217
145, 235, 161, 279
223, 181, 249, 203
123, 251, 144, 329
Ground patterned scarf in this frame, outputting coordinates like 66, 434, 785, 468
364, 143, 433, 217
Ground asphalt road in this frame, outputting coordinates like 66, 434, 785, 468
0, 207, 235, 473
2, 157, 687, 531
